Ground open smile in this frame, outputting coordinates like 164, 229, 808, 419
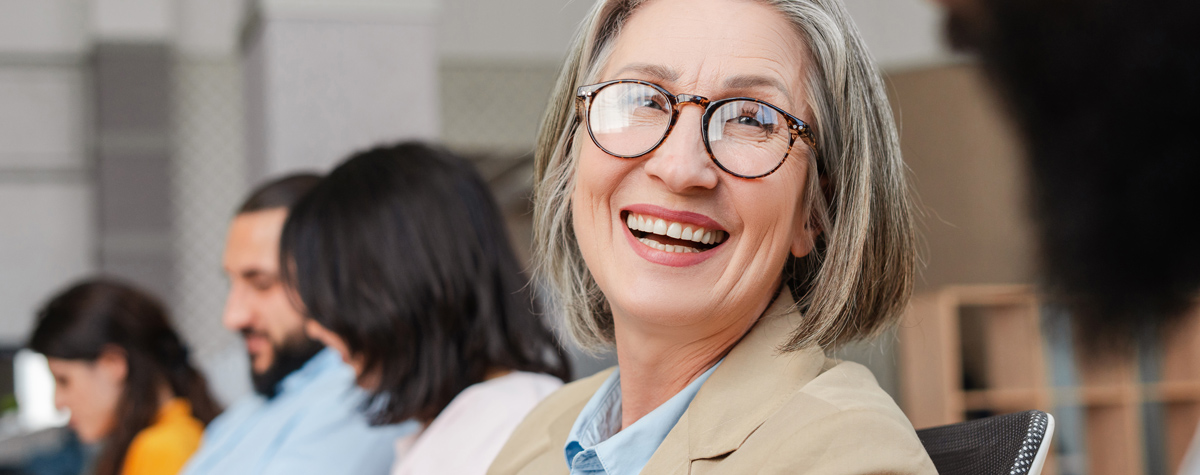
621, 210, 728, 254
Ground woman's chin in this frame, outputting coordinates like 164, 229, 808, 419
71, 423, 105, 444
611, 291, 722, 330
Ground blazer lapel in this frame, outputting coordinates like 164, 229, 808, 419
547, 367, 614, 454
641, 291, 828, 471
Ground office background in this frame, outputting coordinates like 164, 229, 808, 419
0, 3, 1088, 467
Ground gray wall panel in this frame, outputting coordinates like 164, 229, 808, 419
92, 42, 176, 306
96, 152, 172, 232
93, 44, 173, 135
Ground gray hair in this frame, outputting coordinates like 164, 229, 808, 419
532, 0, 915, 352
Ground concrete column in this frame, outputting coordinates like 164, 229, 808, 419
244, 0, 440, 181
170, 0, 254, 404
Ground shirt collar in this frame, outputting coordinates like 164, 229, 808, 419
564, 361, 722, 474
276, 347, 343, 397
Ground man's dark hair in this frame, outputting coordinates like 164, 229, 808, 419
237, 173, 322, 214
279, 142, 571, 425
946, 0, 1200, 352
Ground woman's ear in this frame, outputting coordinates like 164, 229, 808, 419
792, 172, 828, 258
95, 344, 128, 383
791, 215, 820, 258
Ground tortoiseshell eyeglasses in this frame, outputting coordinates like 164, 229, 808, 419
575, 79, 818, 179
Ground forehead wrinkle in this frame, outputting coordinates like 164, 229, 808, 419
724, 74, 790, 100
611, 62, 680, 82
607, 0, 810, 110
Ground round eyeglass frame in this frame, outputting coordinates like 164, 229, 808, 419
575, 79, 819, 179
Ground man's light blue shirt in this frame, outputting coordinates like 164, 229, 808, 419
564, 361, 721, 475
182, 348, 417, 475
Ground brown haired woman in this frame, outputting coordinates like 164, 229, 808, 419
29, 278, 221, 475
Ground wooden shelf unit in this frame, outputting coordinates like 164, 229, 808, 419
898, 285, 1200, 475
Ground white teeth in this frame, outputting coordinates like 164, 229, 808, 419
625, 212, 728, 250
638, 237, 698, 253
666, 222, 682, 239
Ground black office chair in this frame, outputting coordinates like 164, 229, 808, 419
916, 410, 1055, 475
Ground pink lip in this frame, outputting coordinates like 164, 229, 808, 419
620, 204, 727, 268
621, 204, 726, 232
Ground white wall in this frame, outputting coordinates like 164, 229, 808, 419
844, 0, 951, 70
0, 0, 89, 56
437, 0, 950, 66
91, 0, 175, 41
245, 1, 440, 179
0, 1, 94, 345
438, 0, 593, 62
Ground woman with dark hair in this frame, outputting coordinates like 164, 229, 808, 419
28, 278, 221, 475
279, 141, 571, 475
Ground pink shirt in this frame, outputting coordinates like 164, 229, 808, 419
391, 371, 563, 475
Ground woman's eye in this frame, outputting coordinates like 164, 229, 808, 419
729, 114, 775, 134
734, 115, 764, 128
635, 96, 667, 111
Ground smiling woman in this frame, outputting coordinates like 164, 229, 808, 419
488, 0, 933, 473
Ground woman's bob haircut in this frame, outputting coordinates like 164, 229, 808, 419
533, 0, 916, 352
280, 142, 571, 425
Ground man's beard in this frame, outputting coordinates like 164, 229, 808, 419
248, 331, 324, 399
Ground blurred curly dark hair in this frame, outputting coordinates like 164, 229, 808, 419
947, 0, 1200, 352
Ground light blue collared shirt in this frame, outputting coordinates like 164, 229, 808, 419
564, 361, 721, 475
182, 348, 417, 475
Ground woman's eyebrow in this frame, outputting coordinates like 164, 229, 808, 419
724, 74, 790, 98
612, 63, 679, 82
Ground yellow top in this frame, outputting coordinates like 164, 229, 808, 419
121, 398, 205, 475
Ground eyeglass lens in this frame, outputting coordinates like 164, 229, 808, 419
587, 82, 793, 178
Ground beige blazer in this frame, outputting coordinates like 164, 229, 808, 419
488, 293, 937, 474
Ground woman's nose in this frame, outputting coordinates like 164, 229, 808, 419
642, 108, 720, 193
53, 391, 67, 411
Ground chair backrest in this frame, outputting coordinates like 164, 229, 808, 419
916, 410, 1055, 475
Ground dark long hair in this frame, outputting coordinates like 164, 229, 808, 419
28, 279, 221, 475
946, 0, 1200, 352
280, 142, 570, 425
